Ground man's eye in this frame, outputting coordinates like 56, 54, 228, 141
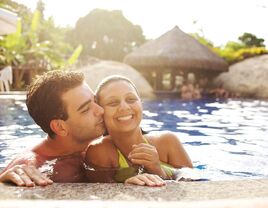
81, 107, 90, 113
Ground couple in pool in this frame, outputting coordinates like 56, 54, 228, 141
0, 71, 192, 187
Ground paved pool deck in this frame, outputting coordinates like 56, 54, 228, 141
1, 179, 268, 208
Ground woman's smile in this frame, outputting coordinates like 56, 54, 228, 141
117, 114, 133, 121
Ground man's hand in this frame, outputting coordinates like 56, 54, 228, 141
0, 164, 53, 187
128, 143, 165, 177
125, 173, 166, 187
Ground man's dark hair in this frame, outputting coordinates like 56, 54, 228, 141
26, 70, 85, 138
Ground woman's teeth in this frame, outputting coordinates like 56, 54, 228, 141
117, 115, 132, 121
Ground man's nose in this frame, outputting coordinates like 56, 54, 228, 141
94, 103, 104, 116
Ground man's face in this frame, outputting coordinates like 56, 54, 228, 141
61, 82, 105, 144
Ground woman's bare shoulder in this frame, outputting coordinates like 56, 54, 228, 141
85, 136, 117, 167
147, 131, 180, 145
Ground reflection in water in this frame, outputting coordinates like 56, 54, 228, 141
84, 163, 141, 183
38, 156, 142, 183
38, 153, 86, 183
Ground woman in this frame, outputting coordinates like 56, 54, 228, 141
85, 75, 193, 184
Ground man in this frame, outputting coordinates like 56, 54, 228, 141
0, 71, 165, 187
0, 71, 105, 186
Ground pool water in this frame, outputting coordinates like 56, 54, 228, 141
0, 95, 267, 180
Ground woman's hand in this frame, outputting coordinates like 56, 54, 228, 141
128, 143, 167, 178
125, 173, 166, 187
0, 164, 53, 187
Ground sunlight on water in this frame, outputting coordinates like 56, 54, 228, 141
0, 97, 267, 180
142, 98, 268, 180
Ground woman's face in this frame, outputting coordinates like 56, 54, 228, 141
98, 80, 142, 134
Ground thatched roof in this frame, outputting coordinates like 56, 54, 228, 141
124, 26, 228, 72
75, 60, 155, 98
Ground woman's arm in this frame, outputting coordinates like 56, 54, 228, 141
161, 132, 193, 168
128, 132, 193, 179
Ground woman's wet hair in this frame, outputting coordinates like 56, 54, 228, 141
95, 75, 140, 103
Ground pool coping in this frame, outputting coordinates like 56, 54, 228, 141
0, 91, 26, 99
0, 179, 268, 208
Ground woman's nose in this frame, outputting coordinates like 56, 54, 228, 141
118, 100, 130, 110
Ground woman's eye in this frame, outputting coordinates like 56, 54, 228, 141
127, 97, 137, 103
107, 101, 119, 106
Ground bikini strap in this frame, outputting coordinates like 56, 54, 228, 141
117, 149, 129, 168
117, 136, 148, 169
143, 136, 149, 144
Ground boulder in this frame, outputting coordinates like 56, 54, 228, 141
75, 60, 155, 99
215, 55, 268, 98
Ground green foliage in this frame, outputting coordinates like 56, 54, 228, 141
31, 9, 40, 32
218, 38, 267, 64
0, 20, 25, 65
190, 29, 267, 64
233, 47, 267, 60
67, 44, 83, 66
191, 33, 214, 48
0, 2, 81, 70
239, 32, 265, 48
225, 41, 245, 51
71, 9, 146, 61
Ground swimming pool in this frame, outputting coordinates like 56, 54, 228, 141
0, 95, 267, 180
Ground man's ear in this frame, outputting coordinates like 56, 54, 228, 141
50, 119, 68, 137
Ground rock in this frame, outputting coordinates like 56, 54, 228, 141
75, 60, 155, 99
215, 55, 268, 98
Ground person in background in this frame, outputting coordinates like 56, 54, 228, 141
181, 73, 201, 100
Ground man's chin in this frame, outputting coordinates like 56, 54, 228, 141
95, 126, 106, 137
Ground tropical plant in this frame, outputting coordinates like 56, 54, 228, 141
0, 19, 25, 66
0, 9, 82, 69
239, 32, 265, 48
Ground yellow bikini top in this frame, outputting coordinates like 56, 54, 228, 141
117, 137, 175, 177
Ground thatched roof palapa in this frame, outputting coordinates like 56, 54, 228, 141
124, 26, 228, 72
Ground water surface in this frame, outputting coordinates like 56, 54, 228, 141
0, 95, 267, 180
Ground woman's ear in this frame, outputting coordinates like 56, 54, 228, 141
50, 119, 68, 137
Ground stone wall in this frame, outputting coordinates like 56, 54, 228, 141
215, 55, 268, 99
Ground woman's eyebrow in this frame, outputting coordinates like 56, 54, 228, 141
77, 99, 91, 111
104, 96, 117, 100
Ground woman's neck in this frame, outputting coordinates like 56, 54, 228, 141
110, 129, 144, 157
